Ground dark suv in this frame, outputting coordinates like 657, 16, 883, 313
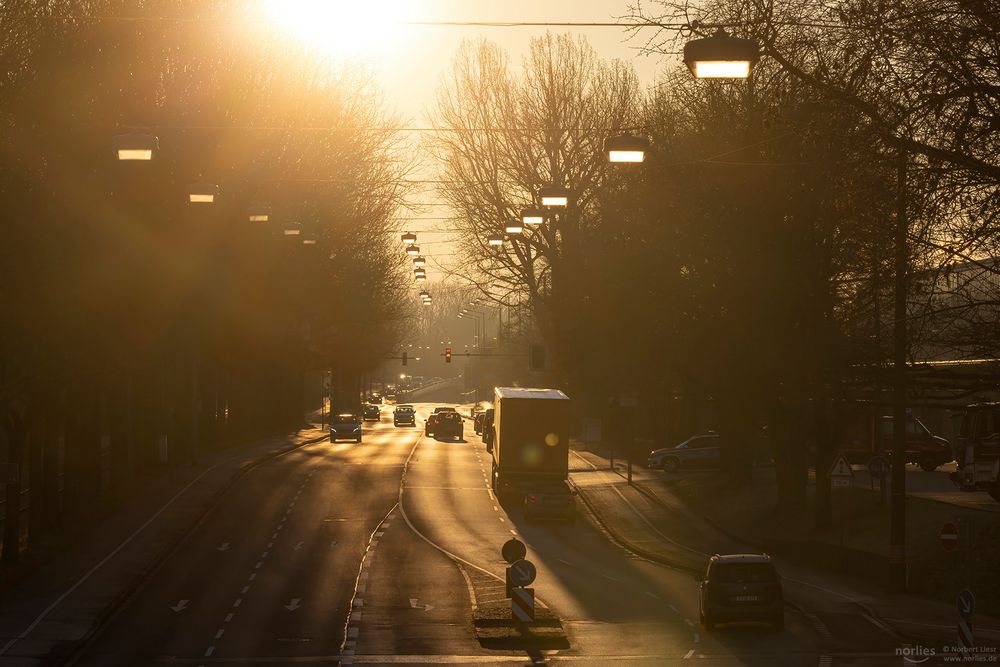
700, 554, 784, 630
363, 404, 381, 422
393, 405, 415, 427
432, 412, 464, 440
330, 413, 362, 443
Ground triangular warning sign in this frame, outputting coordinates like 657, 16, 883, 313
830, 455, 854, 477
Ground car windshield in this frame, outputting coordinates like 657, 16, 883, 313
711, 562, 777, 583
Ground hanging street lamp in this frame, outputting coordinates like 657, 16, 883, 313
187, 182, 219, 204
539, 185, 570, 208
604, 135, 651, 163
113, 132, 158, 161
521, 208, 546, 225
683, 28, 760, 79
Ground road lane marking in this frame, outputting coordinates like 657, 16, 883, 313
248, 573, 256, 581
234, 598, 242, 607
683, 649, 694, 659
255, 562, 262, 569
241, 586, 250, 594
644, 591, 660, 599
693, 632, 700, 643
204, 646, 215, 657
215, 629, 224, 639
601, 574, 619, 582
224, 613, 234, 623
668, 604, 678, 612
357, 584, 366, 594
684, 619, 694, 627
267, 542, 273, 548
557, 559, 573, 566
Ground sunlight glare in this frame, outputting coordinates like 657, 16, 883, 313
260, 0, 415, 60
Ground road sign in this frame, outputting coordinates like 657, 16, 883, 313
829, 455, 854, 479
958, 589, 976, 619
508, 558, 537, 587
832, 478, 851, 488
958, 619, 975, 650
501, 538, 526, 564
940, 522, 960, 551
867, 456, 890, 480
511, 586, 535, 622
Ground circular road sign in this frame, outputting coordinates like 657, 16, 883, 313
940, 522, 960, 551
501, 538, 527, 564
958, 589, 976, 618
867, 456, 891, 480
508, 559, 537, 587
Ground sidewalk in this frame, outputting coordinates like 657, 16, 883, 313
0, 426, 327, 666
567, 446, 1000, 647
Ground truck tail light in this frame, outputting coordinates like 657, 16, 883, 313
528, 495, 537, 504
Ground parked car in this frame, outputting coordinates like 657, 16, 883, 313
648, 434, 720, 472
363, 404, 381, 422
393, 405, 415, 427
330, 413, 362, 443
700, 554, 784, 630
433, 412, 464, 440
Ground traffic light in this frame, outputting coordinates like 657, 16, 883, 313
402, 351, 408, 366
445, 347, 452, 363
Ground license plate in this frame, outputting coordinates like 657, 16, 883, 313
734, 595, 759, 602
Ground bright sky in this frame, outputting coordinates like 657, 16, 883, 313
262, 0, 676, 281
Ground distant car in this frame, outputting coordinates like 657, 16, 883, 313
700, 554, 784, 630
433, 412, 464, 440
647, 434, 720, 472
384, 394, 397, 404
524, 480, 576, 524
330, 413, 362, 443
363, 404, 381, 422
393, 405, 415, 427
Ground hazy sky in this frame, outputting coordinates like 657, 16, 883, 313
267, 0, 677, 281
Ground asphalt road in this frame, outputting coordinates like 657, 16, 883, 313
74, 403, 909, 666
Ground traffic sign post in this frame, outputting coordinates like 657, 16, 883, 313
958, 589, 975, 618
501, 538, 526, 564
508, 559, 536, 587
511, 587, 535, 622
829, 455, 854, 545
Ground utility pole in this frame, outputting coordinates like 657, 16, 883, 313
890, 150, 908, 592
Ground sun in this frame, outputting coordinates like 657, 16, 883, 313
259, 0, 415, 59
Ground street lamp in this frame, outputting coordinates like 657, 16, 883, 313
405, 244, 420, 256
247, 205, 271, 222
419, 290, 430, 299
416, 274, 427, 282
414, 268, 426, 279
683, 28, 759, 79
413, 255, 426, 267
113, 132, 158, 161
521, 208, 546, 225
505, 220, 524, 235
283, 222, 302, 236
401, 231, 417, 244
539, 185, 570, 208
487, 234, 505, 247
604, 135, 651, 163
187, 182, 219, 204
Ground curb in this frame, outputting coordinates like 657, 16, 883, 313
58, 430, 329, 665
569, 480, 700, 575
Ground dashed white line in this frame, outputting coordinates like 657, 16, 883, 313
241, 586, 250, 594
248, 573, 256, 581
267, 541, 274, 548
262, 551, 270, 558
214, 629, 224, 639
224, 613, 235, 623
204, 646, 215, 657
683, 649, 695, 659
818, 656, 832, 667
644, 591, 660, 599
255, 562, 263, 569
233, 598, 243, 607
684, 618, 694, 627
668, 604, 678, 612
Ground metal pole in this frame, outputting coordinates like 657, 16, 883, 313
890, 150, 908, 593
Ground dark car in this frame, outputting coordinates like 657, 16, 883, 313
330, 413, 362, 443
474, 412, 486, 435
433, 406, 457, 414
363, 404, 381, 422
524, 480, 576, 523
393, 405, 415, 426
700, 554, 784, 630
647, 434, 720, 472
434, 412, 464, 440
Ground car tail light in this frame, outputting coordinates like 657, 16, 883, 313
567, 495, 575, 503
528, 495, 537, 503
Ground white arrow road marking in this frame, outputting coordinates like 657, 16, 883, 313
285, 598, 302, 611
216, 542, 230, 551
409, 598, 434, 612
170, 600, 189, 612
294, 541, 305, 551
